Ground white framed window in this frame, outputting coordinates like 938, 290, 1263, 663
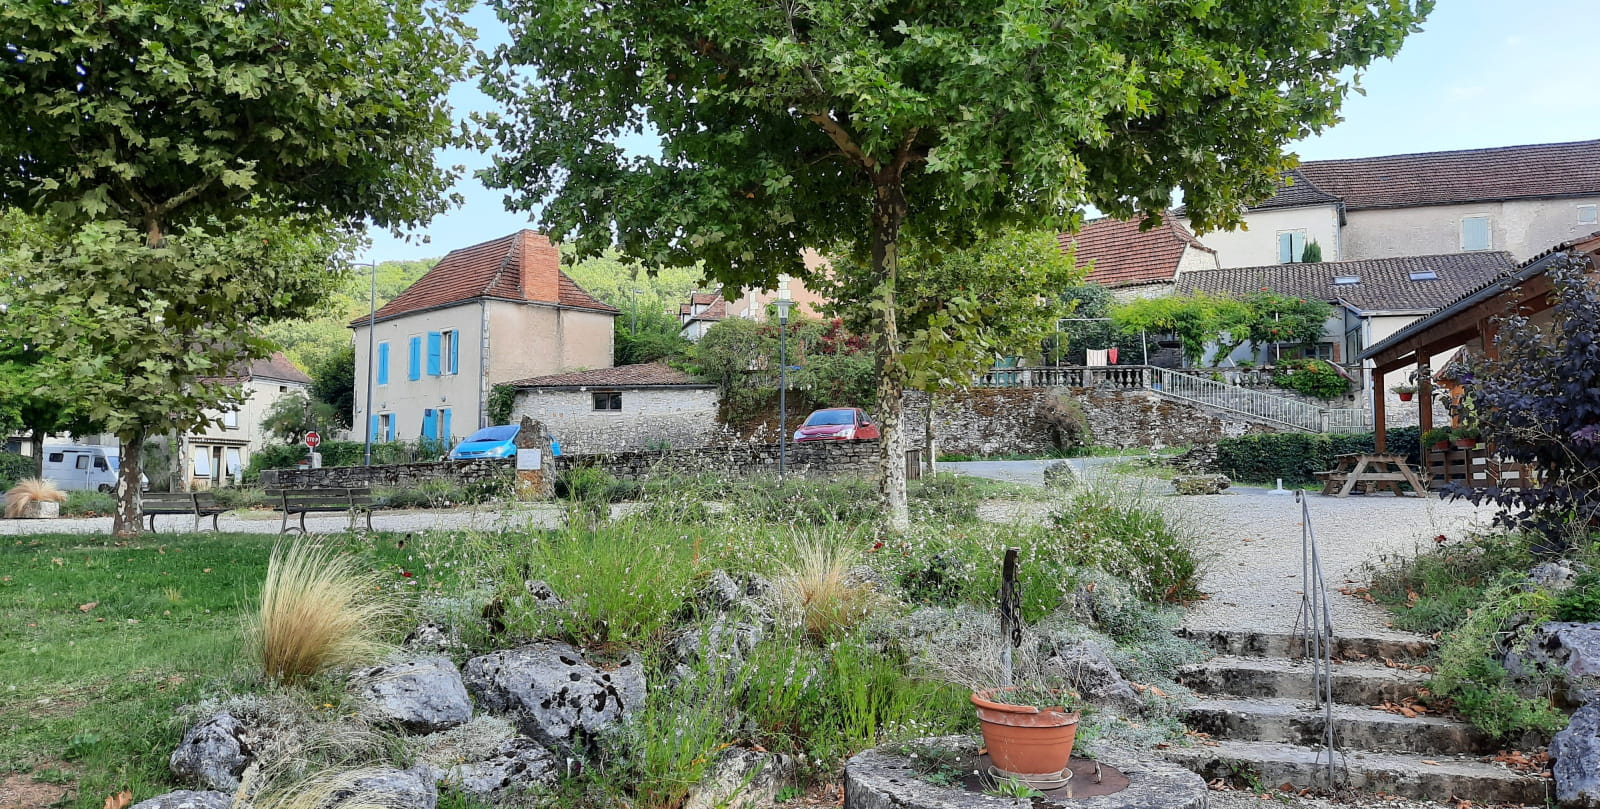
1460, 216, 1492, 251
192, 447, 212, 478
441, 330, 458, 374
1277, 230, 1307, 263
225, 448, 243, 481
1579, 204, 1598, 225
223, 409, 239, 429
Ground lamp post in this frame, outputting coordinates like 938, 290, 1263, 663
774, 295, 795, 479
357, 260, 378, 467
631, 288, 643, 337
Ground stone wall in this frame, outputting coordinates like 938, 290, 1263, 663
904, 387, 1277, 455
510, 387, 722, 454
261, 458, 514, 489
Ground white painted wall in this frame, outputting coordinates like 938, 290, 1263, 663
353, 305, 486, 444
1341, 197, 1600, 262
511, 387, 721, 454
1185, 204, 1342, 268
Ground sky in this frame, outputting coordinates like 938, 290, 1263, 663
362, 0, 1600, 263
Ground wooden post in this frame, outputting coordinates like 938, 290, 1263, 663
1417, 359, 1434, 435
1372, 367, 1387, 452
999, 547, 1021, 688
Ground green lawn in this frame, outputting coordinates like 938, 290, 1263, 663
0, 531, 426, 808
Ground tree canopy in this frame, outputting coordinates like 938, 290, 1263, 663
481, 0, 1428, 530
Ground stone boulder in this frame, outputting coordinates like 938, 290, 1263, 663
463, 642, 646, 751
1171, 474, 1230, 495
442, 736, 560, 799
351, 656, 473, 734
1507, 622, 1600, 694
130, 791, 234, 809
169, 712, 255, 792
404, 622, 467, 655
682, 570, 773, 625
332, 767, 437, 809
1043, 640, 1141, 712
1529, 562, 1586, 592
1551, 704, 1600, 808
1043, 461, 1077, 489
684, 747, 794, 809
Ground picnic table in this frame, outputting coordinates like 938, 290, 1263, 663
1314, 453, 1428, 498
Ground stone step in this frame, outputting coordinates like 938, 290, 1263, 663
1179, 656, 1429, 704
1164, 739, 1550, 805
1182, 697, 1497, 756
1177, 628, 1435, 661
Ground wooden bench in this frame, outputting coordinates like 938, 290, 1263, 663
142, 491, 228, 533
273, 488, 377, 534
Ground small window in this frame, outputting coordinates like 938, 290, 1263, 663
223, 409, 239, 429
379, 413, 394, 442
94, 458, 108, 471
1277, 230, 1307, 263
47, 452, 63, 463
1580, 205, 1598, 225
593, 391, 622, 411
75, 455, 90, 470
441, 330, 458, 374
1408, 270, 1438, 281
225, 448, 243, 479
1461, 216, 1492, 251
279, 385, 288, 393
192, 447, 211, 478
1333, 275, 1361, 285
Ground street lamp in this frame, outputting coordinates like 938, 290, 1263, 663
631, 288, 643, 337
774, 294, 795, 479
356, 260, 378, 467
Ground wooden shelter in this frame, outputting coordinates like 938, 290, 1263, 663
1358, 232, 1600, 488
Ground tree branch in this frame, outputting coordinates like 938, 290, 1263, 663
807, 113, 877, 173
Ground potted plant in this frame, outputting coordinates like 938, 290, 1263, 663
1391, 383, 1418, 402
1453, 426, 1482, 449
1421, 427, 1452, 451
4, 478, 67, 519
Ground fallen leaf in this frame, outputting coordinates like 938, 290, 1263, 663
79, 602, 98, 612
105, 790, 132, 809
1421, 760, 1440, 766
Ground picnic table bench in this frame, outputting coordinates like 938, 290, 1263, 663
142, 491, 228, 533
1316, 453, 1428, 498
271, 487, 377, 534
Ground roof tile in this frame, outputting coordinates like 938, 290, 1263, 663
1174, 252, 1517, 312
1058, 216, 1215, 287
509, 362, 707, 388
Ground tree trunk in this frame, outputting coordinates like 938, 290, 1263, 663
112, 429, 145, 536
870, 181, 910, 534
29, 430, 45, 479
924, 393, 937, 476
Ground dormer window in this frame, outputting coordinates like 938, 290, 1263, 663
1408, 270, 1438, 281
1333, 275, 1360, 285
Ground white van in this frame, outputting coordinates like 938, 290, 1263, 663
41, 445, 145, 492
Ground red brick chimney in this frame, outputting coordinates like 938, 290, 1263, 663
518, 230, 561, 304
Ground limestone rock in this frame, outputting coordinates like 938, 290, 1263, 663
403, 622, 465, 655
1529, 562, 1584, 592
1511, 622, 1600, 684
169, 712, 254, 792
130, 791, 234, 809
442, 736, 560, 799
683, 747, 794, 809
333, 767, 437, 809
463, 643, 646, 751
1043, 461, 1077, 489
683, 570, 773, 625
352, 656, 473, 734
1551, 704, 1600, 808
1044, 640, 1140, 712
523, 580, 568, 612
1171, 474, 1230, 495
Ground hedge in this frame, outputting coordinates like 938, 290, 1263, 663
1214, 427, 1419, 485
242, 439, 453, 482
0, 451, 36, 490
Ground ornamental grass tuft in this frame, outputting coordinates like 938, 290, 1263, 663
249, 540, 400, 683
4, 477, 68, 518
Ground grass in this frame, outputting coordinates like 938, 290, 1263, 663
251, 540, 403, 683
773, 539, 886, 642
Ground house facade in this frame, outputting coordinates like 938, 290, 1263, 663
1058, 215, 1220, 299
508, 363, 719, 454
1184, 140, 1600, 268
184, 352, 313, 488
351, 230, 618, 444
679, 251, 832, 339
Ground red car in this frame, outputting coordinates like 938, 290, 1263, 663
793, 408, 881, 442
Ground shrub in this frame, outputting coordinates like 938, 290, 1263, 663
63, 489, 116, 516
1049, 485, 1205, 602
1212, 428, 1420, 486
907, 473, 983, 524
249, 540, 400, 683
0, 451, 35, 490
555, 466, 619, 502
1555, 569, 1600, 622
1367, 531, 1537, 635
773, 539, 890, 642
4, 477, 68, 517
1272, 358, 1352, 400
1430, 583, 1567, 740
209, 486, 272, 510
727, 476, 883, 526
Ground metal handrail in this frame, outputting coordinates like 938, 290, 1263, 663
1292, 491, 1345, 791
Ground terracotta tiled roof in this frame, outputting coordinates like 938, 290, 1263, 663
1250, 140, 1600, 212
1245, 168, 1344, 211
509, 362, 709, 388
1174, 252, 1516, 313
201, 351, 313, 385
1057, 216, 1216, 287
353, 230, 617, 326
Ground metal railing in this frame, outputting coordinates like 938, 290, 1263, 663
974, 364, 1373, 434
1292, 491, 1345, 790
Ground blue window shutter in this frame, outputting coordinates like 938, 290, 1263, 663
422, 409, 437, 440
441, 408, 452, 443
408, 337, 422, 380
449, 331, 460, 375
426, 332, 442, 375
377, 342, 389, 385
369, 414, 378, 442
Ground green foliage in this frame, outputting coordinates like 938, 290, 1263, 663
554, 467, 621, 503
0, 451, 36, 491
241, 439, 452, 482
260, 391, 342, 445
1271, 359, 1352, 400
1422, 427, 1453, 446
1368, 531, 1538, 635
63, 490, 117, 517
1299, 240, 1324, 263
1050, 486, 1205, 603
1212, 429, 1420, 486
1112, 293, 1249, 366
1431, 584, 1567, 740
376, 479, 508, 510
486, 384, 519, 427
692, 316, 876, 425
310, 346, 356, 430
1556, 569, 1600, 622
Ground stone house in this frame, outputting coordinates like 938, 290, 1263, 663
182, 352, 313, 489
1184, 139, 1600, 267
508, 362, 719, 454
678, 251, 832, 340
350, 230, 618, 443
1174, 252, 1517, 424
1057, 215, 1221, 300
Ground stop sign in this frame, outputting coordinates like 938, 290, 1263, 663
304, 431, 321, 448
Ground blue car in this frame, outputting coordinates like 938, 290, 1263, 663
448, 425, 560, 460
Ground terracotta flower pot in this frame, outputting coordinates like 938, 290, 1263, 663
970, 688, 1080, 779
1431, 441, 1451, 451
1453, 438, 1478, 449
1398, 392, 1415, 402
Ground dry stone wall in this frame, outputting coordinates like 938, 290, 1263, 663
261, 458, 513, 489
510, 387, 722, 454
